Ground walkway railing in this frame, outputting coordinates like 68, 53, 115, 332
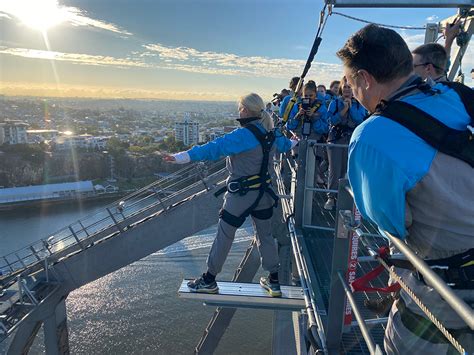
283, 138, 473, 354
0, 160, 226, 283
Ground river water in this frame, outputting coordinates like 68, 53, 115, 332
0, 201, 273, 354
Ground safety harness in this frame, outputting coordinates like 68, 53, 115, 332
352, 82, 474, 294
214, 123, 279, 228
374, 80, 474, 167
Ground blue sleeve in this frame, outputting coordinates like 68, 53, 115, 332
274, 129, 292, 153
187, 128, 259, 161
312, 103, 329, 134
348, 139, 411, 239
285, 99, 301, 130
279, 96, 290, 117
349, 104, 367, 125
328, 99, 343, 125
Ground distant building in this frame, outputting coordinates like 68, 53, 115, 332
0, 181, 95, 205
175, 113, 199, 146
0, 119, 29, 145
52, 134, 109, 151
27, 129, 59, 144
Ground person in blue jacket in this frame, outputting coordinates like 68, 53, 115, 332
337, 24, 473, 354
324, 77, 367, 210
287, 80, 328, 138
279, 76, 300, 119
165, 93, 297, 297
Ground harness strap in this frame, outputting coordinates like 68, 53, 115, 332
351, 246, 401, 293
238, 125, 277, 219
374, 99, 474, 167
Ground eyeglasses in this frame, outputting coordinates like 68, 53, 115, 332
413, 62, 444, 71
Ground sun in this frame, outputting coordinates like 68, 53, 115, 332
2, 0, 69, 31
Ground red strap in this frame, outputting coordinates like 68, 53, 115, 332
350, 246, 401, 293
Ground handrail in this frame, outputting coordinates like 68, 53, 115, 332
345, 184, 474, 330
0, 160, 227, 278
384, 231, 474, 330
337, 272, 377, 355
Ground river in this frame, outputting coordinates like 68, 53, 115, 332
0, 201, 273, 354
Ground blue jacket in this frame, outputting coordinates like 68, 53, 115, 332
327, 97, 367, 140
286, 95, 329, 135
348, 82, 471, 239
187, 123, 292, 161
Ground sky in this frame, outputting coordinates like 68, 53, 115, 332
0, 0, 472, 101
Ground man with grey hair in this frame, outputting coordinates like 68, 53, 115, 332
337, 24, 473, 353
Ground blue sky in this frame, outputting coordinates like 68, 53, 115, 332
0, 0, 472, 101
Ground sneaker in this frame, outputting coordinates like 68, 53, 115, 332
324, 198, 335, 210
260, 276, 282, 297
364, 295, 394, 316
187, 274, 219, 294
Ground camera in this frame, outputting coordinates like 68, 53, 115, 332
301, 97, 311, 110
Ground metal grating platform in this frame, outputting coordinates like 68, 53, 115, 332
178, 280, 305, 311
304, 190, 390, 354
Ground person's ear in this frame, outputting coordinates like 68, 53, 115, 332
358, 69, 373, 90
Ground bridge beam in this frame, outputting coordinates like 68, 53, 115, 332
43, 299, 69, 355
7, 320, 42, 355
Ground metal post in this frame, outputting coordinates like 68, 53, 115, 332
424, 23, 439, 43
3, 257, 14, 272
68, 226, 85, 250
337, 272, 377, 355
294, 140, 308, 230
303, 141, 316, 228
326, 180, 354, 353
447, 15, 473, 82
78, 220, 90, 237
15, 253, 27, 268
326, 0, 473, 7
30, 246, 42, 262
106, 207, 124, 232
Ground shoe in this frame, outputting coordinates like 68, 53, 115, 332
324, 198, 335, 210
187, 274, 219, 294
364, 295, 394, 316
260, 276, 282, 297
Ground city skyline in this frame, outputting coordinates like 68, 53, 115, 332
0, 0, 472, 102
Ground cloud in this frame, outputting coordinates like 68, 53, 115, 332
0, 0, 132, 35
0, 81, 239, 101
426, 15, 439, 22
142, 43, 342, 81
0, 47, 147, 68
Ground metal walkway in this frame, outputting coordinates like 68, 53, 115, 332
178, 280, 305, 311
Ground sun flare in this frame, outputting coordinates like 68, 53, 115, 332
1, 0, 69, 31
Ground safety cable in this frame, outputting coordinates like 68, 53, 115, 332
331, 11, 426, 30
280, 4, 329, 127
377, 257, 466, 354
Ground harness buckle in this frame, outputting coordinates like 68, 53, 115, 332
227, 181, 241, 194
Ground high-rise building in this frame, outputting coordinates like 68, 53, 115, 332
0, 120, 29, 145
174, 113, 199, 146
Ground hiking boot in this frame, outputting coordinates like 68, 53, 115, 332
324, 198, 335, 210
364, 295, 394, 316
260, 276, 282, 297
187, 274, 219, 294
